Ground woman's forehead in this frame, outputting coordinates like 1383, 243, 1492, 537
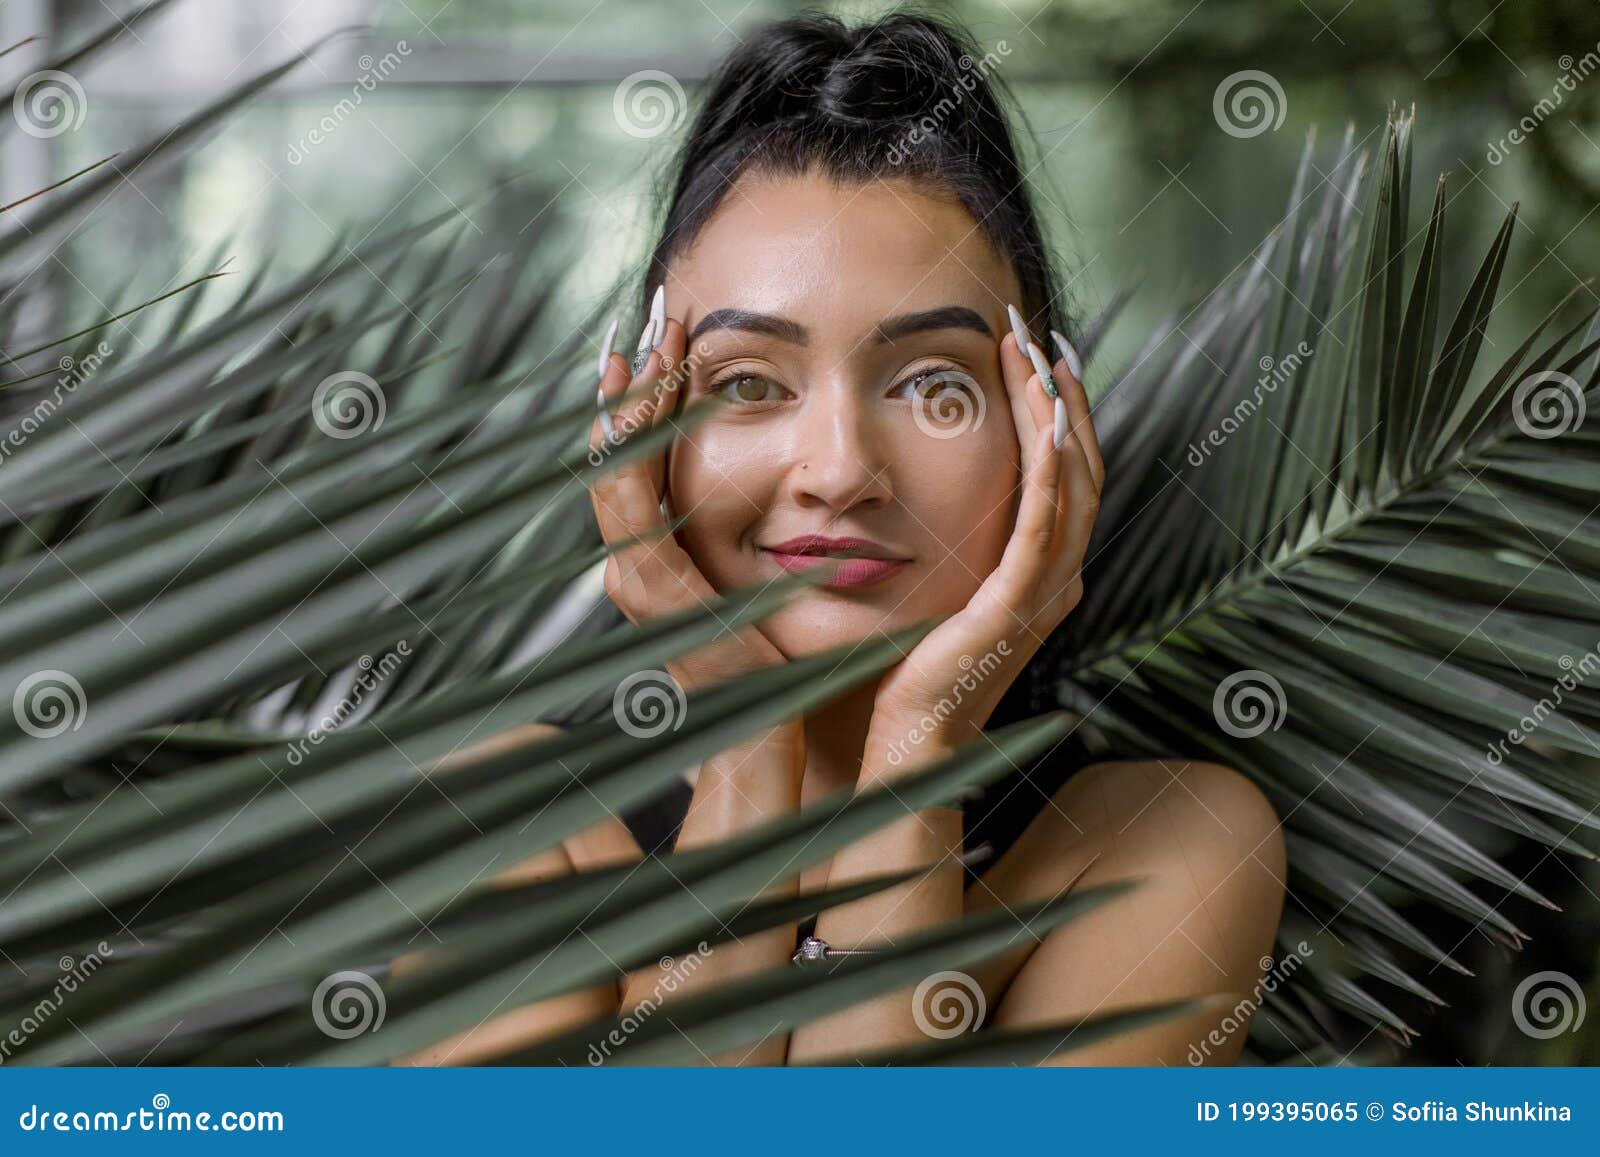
667, 171, 1018, 333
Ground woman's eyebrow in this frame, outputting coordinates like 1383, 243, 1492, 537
685, 305, 994, 346
874, 306, 993, 342
688, 308, 807, 345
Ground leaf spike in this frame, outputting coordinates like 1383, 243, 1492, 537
0, 36, 42, 60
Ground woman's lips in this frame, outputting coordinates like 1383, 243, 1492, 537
765, 551, 910, 587
761, 534, 911, 589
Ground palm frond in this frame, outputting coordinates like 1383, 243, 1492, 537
1050, 108, 1600, 1055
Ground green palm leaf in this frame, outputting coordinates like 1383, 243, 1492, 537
1050, 107, 1600, 1052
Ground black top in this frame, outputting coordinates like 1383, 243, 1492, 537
617, 755, 1077, 948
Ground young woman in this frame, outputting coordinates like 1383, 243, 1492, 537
409, 10, 1285, 1067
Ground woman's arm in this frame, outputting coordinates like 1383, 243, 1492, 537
591, 315, 809, 1064
394, 723, 648, 1065
782, 729, 966, 1058
616, 720, 807, 1065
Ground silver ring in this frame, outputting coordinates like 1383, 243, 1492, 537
792, 935, 877, 965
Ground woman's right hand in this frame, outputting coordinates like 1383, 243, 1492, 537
586, 311, 790, 696
589, 308, 808, 943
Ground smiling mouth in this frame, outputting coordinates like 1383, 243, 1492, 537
760, 536, 911, 589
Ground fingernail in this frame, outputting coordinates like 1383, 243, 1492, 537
1027, 340, 1059, 400
1006, 303, 1031, 352
633, 286, 667, 372
633, 299, 657, 356
596, 387, 616, 442
631, 286, 667, 373
1053, 396, 1068, 449
647, 283, 666, 350
596, 316, 618, 381
1050, 330, 1084, 381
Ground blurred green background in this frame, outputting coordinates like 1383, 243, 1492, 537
13, 0, 1600, 374
6, 0, 1597, 1064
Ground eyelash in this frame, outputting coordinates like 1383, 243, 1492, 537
890, 363, 967, 400
705, 363, 968, 404
705, 371, 788, 405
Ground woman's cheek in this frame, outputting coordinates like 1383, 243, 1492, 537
892, 409, 1017, 580
666, 422, 779, 587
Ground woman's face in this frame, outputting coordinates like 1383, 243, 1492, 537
663, 169, 1024, 658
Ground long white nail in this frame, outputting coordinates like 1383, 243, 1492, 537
634, 291, 661, 356
1051, 329, 1084, 381
1027, 340, 1058, 399
647, 283, 666, 349
631, 286, 667, 373
596, 387, 616, 442
1053, 396, 1068, 449
596, 316, 618, 381
1006, 303, 1031, 353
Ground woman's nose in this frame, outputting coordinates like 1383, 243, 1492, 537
784, 389, 893, 513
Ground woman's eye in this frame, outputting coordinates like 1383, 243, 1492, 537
895, 367, 986, 436
899, 371, 971, 402
711, 374, 788, 404
894, 367, 980, 406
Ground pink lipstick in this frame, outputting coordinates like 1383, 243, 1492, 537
762, 534, 910, 589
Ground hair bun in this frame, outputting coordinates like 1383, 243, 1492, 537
813, 49, 929, 125
718, 13, 975, 131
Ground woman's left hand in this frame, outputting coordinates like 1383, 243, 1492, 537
866, 327, 1104, 771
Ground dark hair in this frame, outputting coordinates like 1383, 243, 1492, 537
641, 9, 1069, 345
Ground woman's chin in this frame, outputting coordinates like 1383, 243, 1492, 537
761, 603, 928, 660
